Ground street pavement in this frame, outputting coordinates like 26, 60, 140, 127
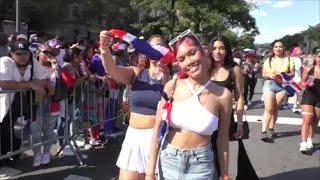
1, 78, 319, 180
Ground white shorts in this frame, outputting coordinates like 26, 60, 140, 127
116, 126, 153, 173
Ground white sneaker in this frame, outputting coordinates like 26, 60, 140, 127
89, 139, 101, 146
244, 105, 248, 110
307, 138, 313, 149
41, 153, 51, 165
74, 138, 86, 147
33, 154, 42, 167
84, 144, 92, 150
299, 141, 308, 152
292, 107, 299, 113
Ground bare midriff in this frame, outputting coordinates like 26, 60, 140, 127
129, 112, 156, 129
166, 128, 211, 149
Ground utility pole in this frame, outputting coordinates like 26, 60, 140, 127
15, 0, 20, 33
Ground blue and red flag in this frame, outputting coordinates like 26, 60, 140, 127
274, 72, 302, 97
108, 29, 175, 64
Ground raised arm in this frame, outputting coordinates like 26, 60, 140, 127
99, 31, 138, 85
217, 90, 232, 179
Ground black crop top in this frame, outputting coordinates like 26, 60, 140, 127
211, 68, 235, 92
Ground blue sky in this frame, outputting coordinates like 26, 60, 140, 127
246, 0, 320, 44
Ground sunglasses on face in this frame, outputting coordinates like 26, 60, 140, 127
168, 29, 199, 51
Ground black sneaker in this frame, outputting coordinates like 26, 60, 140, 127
269, 129, 276, 138
261, 132, 274, 143
261, 132, 269, 142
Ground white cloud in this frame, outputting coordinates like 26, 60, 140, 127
273, 0, 293, 8
250, 10, 268, 17
245, 0, 271, 5
244, 0, 257, 4
260, 0, 272, 5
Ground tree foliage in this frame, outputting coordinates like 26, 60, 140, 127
278, 24, 320, 52
130, 0, 258, 43
0, 0, 259, 46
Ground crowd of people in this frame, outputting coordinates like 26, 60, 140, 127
0, 29, 319, 180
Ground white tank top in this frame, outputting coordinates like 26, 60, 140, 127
170, 80, 219, 135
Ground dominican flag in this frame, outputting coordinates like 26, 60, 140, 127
275, 72, 302, 97
108, 29, 175, 64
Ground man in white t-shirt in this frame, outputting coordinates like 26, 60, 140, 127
0, 40, 48, 164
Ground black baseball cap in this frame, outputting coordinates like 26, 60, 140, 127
9, 40, 30, 53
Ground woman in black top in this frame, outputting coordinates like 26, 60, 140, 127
209, 36, 246, 178
299, 49, 320, 152
209, 36, 245, 139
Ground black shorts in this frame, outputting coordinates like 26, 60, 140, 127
301, 91, 320, 107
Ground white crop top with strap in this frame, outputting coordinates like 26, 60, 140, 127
170, 80, 219, 136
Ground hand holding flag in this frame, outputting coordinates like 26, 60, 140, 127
274, 72, 302, 97
99, 30, 113, 53
108, 29, 175, 64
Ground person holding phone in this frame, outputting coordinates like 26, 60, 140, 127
299, 48, 320, 152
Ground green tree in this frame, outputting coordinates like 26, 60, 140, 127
130, 0, 258, 43
238, 33, 255, 49
305, 24, 320, 44
222, 30, 238, 47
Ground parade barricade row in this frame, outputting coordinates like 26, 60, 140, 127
0, 78, 126, 166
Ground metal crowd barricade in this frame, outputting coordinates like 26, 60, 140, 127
0, 88, 84, 165
0, 77, 127, 166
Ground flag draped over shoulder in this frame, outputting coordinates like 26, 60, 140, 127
108, 29, 175, 64
274, 72, 302, 97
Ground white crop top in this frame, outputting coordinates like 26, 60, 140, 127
170, 80, 219, 135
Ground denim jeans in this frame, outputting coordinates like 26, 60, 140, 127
263, 80, 286, 94
158, 140, 218, 180
31, 98, 57, 154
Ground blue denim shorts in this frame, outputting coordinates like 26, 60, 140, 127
158, 140, 218, 180
263, 80, 286, 94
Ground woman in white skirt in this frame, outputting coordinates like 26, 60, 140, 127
99, 31, 169, 180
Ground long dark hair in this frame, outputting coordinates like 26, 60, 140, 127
63, 47, 81, 63
209, 35, 235, 71
268, 39, 285, 59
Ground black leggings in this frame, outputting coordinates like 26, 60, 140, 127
244, 75, 257, 105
